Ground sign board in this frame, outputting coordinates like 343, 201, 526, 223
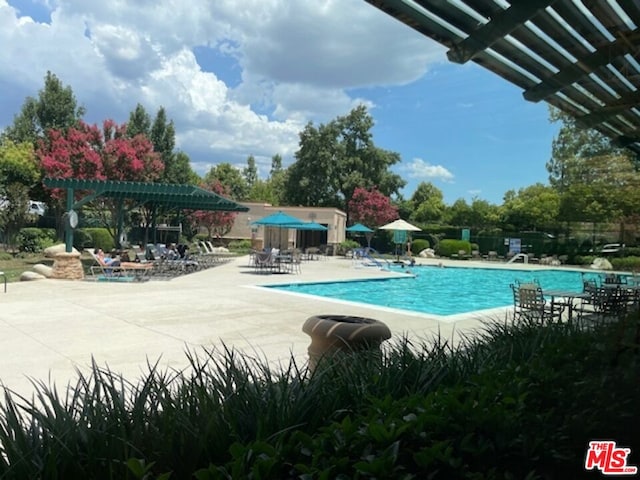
461, 228, 470, 241
509, 238, 521, 254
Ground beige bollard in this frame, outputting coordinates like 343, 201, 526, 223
302, 314, 391, 372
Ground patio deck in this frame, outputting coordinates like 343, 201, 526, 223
0, 255, 520, 397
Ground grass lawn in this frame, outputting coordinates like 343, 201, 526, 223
0, 252, 94, 282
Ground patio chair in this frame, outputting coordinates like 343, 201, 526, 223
86, 248, 153, 281
511, 282, 564, 325
254, 250, 275, 274
581, 284, 631, 323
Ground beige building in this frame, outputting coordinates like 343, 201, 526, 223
226, 202, 347, 251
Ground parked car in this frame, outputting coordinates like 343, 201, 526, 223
0, 198, 47, 216
28, 201, 47, 216
597, 243, 624, 255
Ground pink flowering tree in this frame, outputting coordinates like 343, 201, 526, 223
348, 186, 398, 227
37, 119, 164, 242
186, 180, 238, 243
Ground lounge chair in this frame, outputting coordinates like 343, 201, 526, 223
86, 248, 153, 281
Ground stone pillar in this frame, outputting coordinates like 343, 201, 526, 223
302, 314, 392, 372
51, 252, 85, 280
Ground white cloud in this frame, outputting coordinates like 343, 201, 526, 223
406, 158, 454, 182
1, 0, 445, 178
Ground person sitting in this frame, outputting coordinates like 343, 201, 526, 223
95, 248, 121, 267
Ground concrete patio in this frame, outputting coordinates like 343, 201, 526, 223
0, 255, 502, 398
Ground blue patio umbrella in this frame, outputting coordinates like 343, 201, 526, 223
346, 222, 375, 249
251, 211, 306, 227
288, 221, 328, 231
346, 223, 374, 233
251, 211, 308, 249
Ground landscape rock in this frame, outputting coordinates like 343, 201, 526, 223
419, 248, 435, 258
20, 271, 46, 281
44, 244, 79, 257
591, 257, 613, 270
32, 263, 54, 277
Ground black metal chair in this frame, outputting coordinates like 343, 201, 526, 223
511, 282, 564, 325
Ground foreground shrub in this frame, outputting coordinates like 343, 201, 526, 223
0, 317, 638, 479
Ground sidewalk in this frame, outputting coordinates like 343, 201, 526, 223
0, 255, 489, 397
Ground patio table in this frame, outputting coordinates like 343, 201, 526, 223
543, 289, 591, 324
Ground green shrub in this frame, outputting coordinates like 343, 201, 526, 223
227, 239, 252, 252
16, 228, 56, 252
0, 320, 637, 479
194, 233, 209, 242
411, 238, 430, 254
611, 256, 640, 271
574, 255, 595, 266
82, 228, 114, 252
337, 239, 361, 256
72, 228, 94, 250
623, 247, 640, 257
436, 239, 471, 257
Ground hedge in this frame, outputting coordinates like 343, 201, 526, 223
16, 228, 57, 252
81, 228, 115, 252
436, 239, 472, 257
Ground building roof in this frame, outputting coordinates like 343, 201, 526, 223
365, 0, 640, 155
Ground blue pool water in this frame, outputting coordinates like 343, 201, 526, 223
267, 266, 603, 316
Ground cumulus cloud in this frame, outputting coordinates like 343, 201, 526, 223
405, 158, 454, 182
1, 0, 445, 177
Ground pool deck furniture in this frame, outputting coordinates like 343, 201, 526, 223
541, 289, 591, 325
86, 248, 153, 281
511, 282, 564, 325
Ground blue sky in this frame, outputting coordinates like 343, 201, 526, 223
1, 0, 559, 205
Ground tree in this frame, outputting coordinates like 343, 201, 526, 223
501, 183, 560, 232
37, 120, 164, 244
187, 180, 238, 240
446, 198, 473, 227
204, 163, 248, 200
38, 120, 163, 189
348, 187, 398, 227
126, 104, 198, 184
2, 71, 85, 145
127, 103, 152, 138
469, 198, 501, 229
266, 154, 287, 205
409, 182, 445, 223
284, 105, 405, 216
0, 140, 40, 250
243, 155, 258, 189
547, 108, 640, 239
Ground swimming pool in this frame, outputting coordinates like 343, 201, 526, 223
266, 266, 601, 316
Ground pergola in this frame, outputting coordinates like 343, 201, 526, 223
43, 177, 249, 252
365, 0, 640, 155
